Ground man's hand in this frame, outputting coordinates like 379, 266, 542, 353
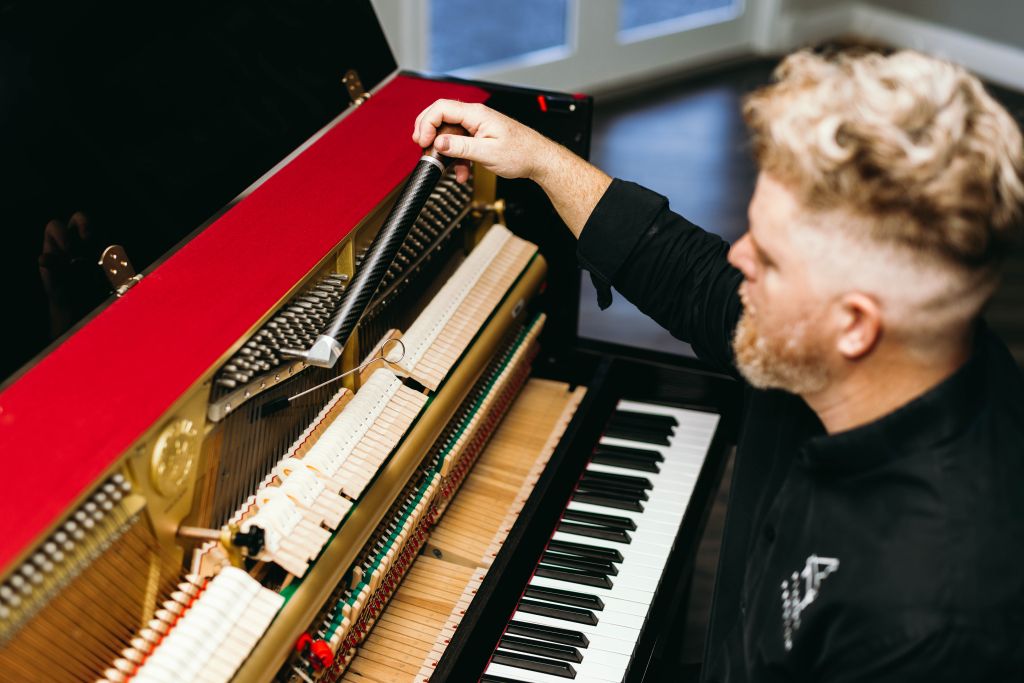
412, 99, 612, 238
412, 99, 552, 184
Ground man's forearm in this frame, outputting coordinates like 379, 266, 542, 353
530, 143, 612, 239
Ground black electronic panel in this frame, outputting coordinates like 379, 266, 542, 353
0, 0, 396, 383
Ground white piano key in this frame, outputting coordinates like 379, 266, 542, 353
486, 659, 622, 683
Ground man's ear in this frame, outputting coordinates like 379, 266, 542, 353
835, 292, 881, 360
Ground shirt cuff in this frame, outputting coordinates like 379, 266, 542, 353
577, 179, 669, 309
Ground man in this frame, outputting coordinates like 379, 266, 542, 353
414, 49, 1024, 681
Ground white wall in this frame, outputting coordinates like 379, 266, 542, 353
371, 0, 1024, 93
763, 0, 1024, 92
864, 0, 1024, 50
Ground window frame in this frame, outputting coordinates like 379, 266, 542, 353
376, 0, 760, 93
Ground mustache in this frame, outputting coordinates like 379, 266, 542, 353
738, 285, 756, 315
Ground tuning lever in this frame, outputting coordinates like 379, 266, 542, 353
285, 125, 468, 369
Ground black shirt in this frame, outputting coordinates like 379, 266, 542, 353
577, 179, 1024, 682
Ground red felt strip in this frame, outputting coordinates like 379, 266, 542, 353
0, 74, 489, 575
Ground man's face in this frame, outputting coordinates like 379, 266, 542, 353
727, 173, 835, 395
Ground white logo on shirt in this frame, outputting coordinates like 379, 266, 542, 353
780, 554, 839, 651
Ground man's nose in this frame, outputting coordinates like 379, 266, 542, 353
728, 234, 755, 279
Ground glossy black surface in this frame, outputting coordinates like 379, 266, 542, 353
0, 0, 396, 384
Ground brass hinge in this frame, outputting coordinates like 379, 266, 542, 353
99, 244, 142, 297
343, 69, 370, 107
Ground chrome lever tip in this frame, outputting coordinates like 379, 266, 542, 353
281, 335, 343, 369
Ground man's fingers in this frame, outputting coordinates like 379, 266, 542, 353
413, 100, 486, 148
453, 160, 471, 184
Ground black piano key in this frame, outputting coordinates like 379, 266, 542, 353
607, 416, 676, 438
595, 443, 665, 463
557, 520, 632, 543
610, 408, 677, 428
562, 509, 636, 531
575, 477, 648, 501
482, 675, 529, 683
602, 423, 671, 445
492, 650, 577, 679
542, 550, 619, 575
581, 469, 653, 490
499, 635, 584, 663
507, 620, 590, 648
535, 565, 614, 589
547, 539, 623, 563
572, 490, 645, 512
590, 452, 661, 473
525, 585, 604, 611
519, 598, 599, 626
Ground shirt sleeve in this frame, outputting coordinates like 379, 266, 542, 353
576, 178, 743, 374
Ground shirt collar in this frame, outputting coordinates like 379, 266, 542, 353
799, 326, 990, 474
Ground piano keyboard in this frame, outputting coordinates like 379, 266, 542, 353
388, 224, 538, 391
483, 400, 720, 683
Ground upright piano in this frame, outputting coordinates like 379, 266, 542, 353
0, 2, 742, 681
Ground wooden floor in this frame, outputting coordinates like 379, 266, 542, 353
583, 56, 1024, 667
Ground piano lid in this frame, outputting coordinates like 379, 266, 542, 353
0, 1, 490, 576
0, 0, 397, 386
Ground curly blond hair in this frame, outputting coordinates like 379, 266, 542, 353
744, 49, 1024, 270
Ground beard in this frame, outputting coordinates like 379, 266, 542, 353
732, 298, 831, 395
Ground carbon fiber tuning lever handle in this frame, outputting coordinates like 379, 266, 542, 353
284, 124, 469, 368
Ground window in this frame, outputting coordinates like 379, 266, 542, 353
428, 0, 571, 73
377, 0, 753, 96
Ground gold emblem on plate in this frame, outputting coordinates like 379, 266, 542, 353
151, 418, 198, 497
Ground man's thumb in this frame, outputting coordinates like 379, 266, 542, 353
436, 134, 474, 160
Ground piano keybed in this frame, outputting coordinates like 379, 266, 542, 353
338, 378, 587, 683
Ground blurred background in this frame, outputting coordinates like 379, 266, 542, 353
372, 0, 1024, 366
